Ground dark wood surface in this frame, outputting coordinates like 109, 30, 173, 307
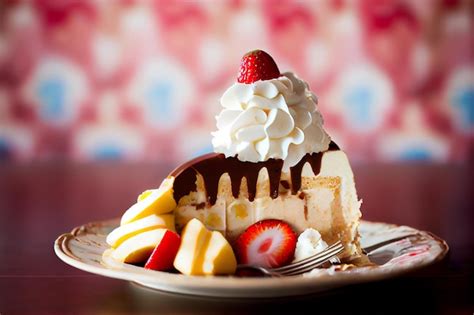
0, 162, 472, 314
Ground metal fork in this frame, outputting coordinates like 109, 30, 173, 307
236, 241, 344, 277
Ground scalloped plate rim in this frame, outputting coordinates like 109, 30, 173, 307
54, 219, 449, 298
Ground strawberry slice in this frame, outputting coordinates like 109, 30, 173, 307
237, 50, 280, 84
144, 230, 180, 271
234, 219, 297, 268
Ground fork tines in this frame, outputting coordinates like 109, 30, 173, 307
271, 241, 344, 276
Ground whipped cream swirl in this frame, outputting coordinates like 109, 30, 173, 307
212, 72, 331, 171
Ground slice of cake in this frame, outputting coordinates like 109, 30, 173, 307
171, 50, 363, 260
106, 50, 363, 273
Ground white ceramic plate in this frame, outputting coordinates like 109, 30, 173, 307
54, 219, 448, 298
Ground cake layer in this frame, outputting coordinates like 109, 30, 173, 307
173, 149, 362, 260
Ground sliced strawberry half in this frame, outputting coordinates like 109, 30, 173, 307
237, 50, 280, 84
144, 230, 180, 271
235, 219, 297, 268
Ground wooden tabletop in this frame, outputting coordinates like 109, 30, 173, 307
0, 162, 472, 314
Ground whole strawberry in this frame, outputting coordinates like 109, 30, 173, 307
237, 50, 281, 84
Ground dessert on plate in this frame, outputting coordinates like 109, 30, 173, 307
105, 50, 363, 276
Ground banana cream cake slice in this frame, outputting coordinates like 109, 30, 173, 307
170, 50, 363, 260
171, 143, 362, 259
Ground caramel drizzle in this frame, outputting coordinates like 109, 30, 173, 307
170, 141, 339, 205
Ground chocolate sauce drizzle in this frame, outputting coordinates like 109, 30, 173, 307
170, 141, 340, 205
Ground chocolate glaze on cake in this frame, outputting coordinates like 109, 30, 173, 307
170, 141, 340, 205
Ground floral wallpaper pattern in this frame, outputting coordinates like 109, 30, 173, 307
0, 0, 472, 163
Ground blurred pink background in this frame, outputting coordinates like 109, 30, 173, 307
0, 0, 472, 163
